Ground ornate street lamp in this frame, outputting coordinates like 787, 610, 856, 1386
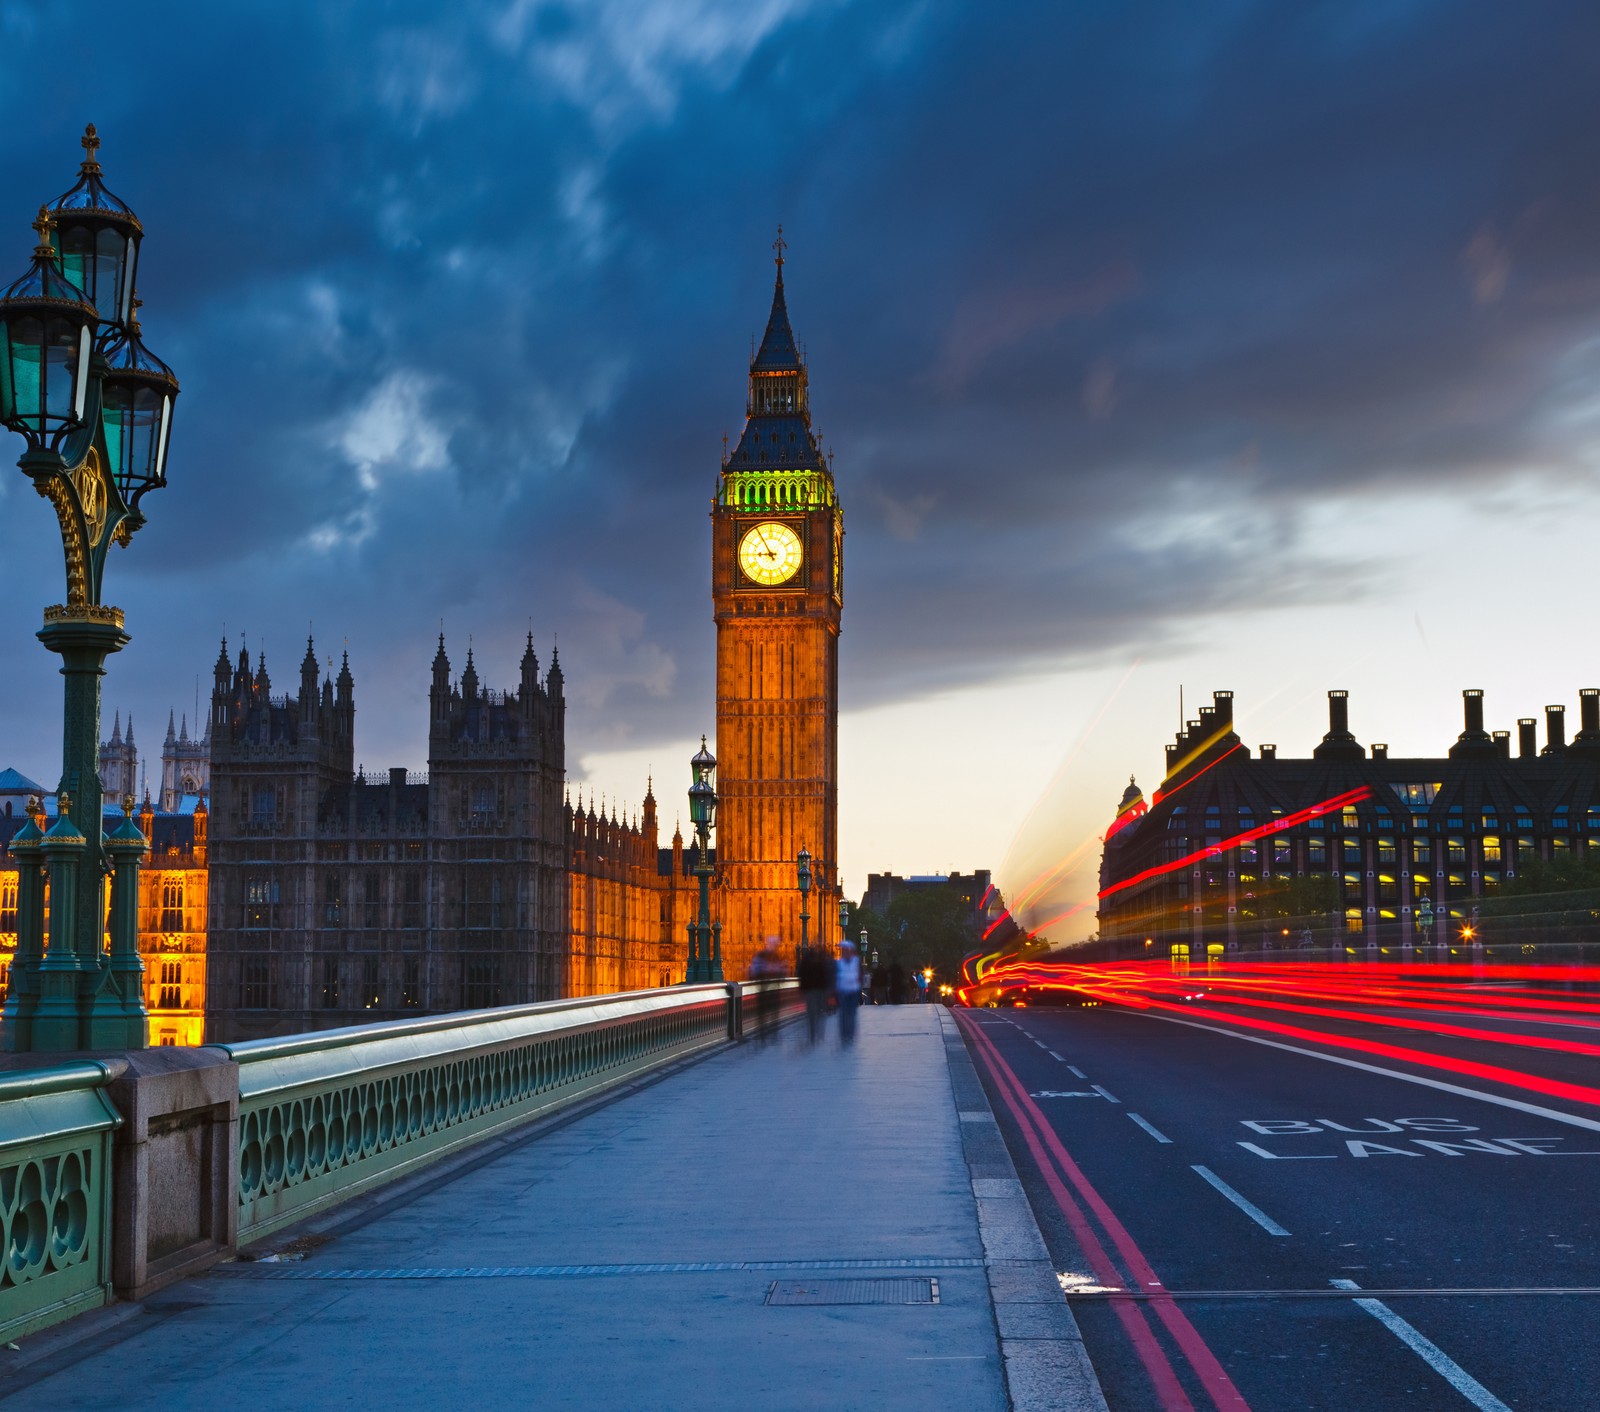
796, 844, 812, 971
838, 894, 849, 952
685, 736, 722, 983
0, 127, 179, 1053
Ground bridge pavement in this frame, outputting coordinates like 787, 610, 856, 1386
0, 1005, 1103, 1411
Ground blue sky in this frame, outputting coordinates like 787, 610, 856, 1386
2, 1, 1598, 929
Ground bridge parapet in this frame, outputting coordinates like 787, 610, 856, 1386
0, 981, 799, 1339
218, 984, 746, 1243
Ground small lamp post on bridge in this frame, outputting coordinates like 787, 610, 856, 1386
796, 844, 812, 972
685, 737, 722, 983
0, 127, 180, 1053
838, 894, 849, 955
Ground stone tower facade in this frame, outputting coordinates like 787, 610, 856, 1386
160, 709, 210, 811
205, 633, 575, 1040
98, 711, 138, 802
711, 249, 843, 980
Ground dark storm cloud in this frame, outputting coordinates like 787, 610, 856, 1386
0, 0, 1597, 778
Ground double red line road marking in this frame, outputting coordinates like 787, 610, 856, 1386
958, 1013, 1249, 1411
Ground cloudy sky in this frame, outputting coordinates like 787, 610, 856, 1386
1, 1, 1599, 936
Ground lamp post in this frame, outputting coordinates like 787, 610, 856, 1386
685, 736, 722, 983
0, 127, 179, 1053
838, 894, 849, 953
796, 844, 812, 972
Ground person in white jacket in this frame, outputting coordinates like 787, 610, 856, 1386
835, 940, 862, 1046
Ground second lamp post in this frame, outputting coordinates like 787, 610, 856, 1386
686, 737, 722, 983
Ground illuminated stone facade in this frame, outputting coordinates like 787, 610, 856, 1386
711, 257, 843, 980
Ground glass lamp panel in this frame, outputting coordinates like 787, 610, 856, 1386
58, 226, 93, 302
5, 316, 43, 430
101, 383, 128, 480
97, 227, 132, 323
43, 318, 82, 430
0, 320, 12, 421
130, 386, 160, 485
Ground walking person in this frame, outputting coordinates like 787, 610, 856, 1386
835, 939, 862, 1047
798, 944, 831, 1044
749, 936, 784, 1045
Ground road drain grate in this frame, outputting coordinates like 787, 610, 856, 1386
766, 1277, 939, 1306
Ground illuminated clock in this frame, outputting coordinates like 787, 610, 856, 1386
738, 521, 803, 585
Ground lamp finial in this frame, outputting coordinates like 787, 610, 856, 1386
32, 205, 55, 257
80, 123, 101, 174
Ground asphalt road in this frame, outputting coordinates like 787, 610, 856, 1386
960, 1001, 1600, 1410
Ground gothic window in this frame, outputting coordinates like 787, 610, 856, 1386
245, 878, 279, 928
324, 874, 343, 928
320, 956, 340, 1009
363, 873, 380, 929
240, 957, 276, 1009
466, 870, 492, 928
251, 788, 275, 826
0, 876, 16, 933
158, 960, 181, 1010
402, 872, 422, 928
402, 958, 422, 1009
363, 957, 381, 1008
161, 877, 183, 932
461, 956, 501, 1009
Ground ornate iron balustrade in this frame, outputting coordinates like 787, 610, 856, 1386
218, 984, 752, 1244
0, 1062, 119, 1342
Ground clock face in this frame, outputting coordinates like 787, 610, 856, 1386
738, 521, 803, 586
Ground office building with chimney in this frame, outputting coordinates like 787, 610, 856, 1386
1097, 687, 1600, 954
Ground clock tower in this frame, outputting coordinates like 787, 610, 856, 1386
712, 240, 842, 981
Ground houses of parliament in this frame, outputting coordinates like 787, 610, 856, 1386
0, 250, 844, 1043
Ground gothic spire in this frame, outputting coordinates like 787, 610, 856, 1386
110, 711, 121, 745
752, 226, 800, 372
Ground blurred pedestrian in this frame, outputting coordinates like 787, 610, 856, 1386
871, 963, 889, 1006
798, 945, 831, 1044
749, 936, 784, 1045
836, 940, 862, 1046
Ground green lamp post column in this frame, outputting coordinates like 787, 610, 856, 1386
795, 845, 812, 974
686, 736, 721, 984
0, 128, 178, 1052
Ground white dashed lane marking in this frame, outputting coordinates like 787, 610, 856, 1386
1128, 1114, 1173, 1144
1190, 1166, 1289, 1236
1331, 1280, 1512, 1411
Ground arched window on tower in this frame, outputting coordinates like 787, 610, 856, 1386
161, 877, 183, 932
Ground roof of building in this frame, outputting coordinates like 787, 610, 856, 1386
0, 768, 45, 795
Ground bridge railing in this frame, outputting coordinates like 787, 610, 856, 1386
0, 1063, 120, 1344
217, 980, 798, 1244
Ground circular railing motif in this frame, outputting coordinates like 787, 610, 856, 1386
1, 1147, 95, 1291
